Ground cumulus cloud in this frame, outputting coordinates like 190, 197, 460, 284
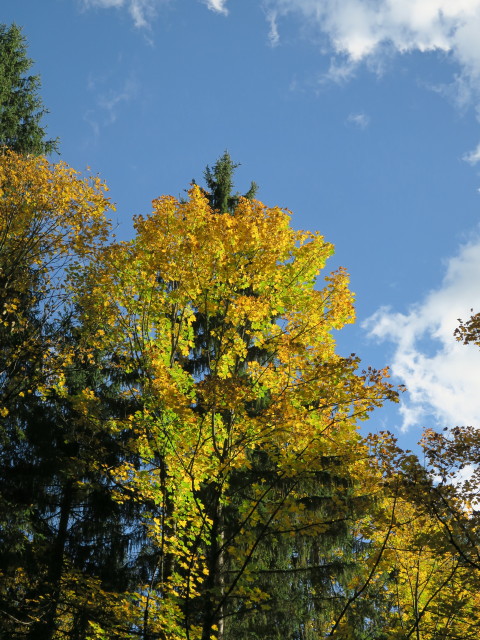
263, 0, 480, 153
346, 112, 370, 129
203, 0, 228, 14
363, 239, 480, 431
263, 1, 480, 68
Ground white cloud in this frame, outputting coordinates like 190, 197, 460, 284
267, 10, 280, 46
203, 0, 228, 15
82, 0, 228, 25
263, 1, 480, 88
346, 112, 370, 129
463, 142, 480, 165
265, 1, 480, 59
81, 0, 165, 28
363, 239, 480, 431
263, 1, 480, 167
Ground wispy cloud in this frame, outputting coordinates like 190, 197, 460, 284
81, 0, 166, 28
346, 112, 370, 129
98, 77, 138, 123
463, 142, 480, 165
82, 0, 228, 25
363, 238, 480, 431
84, 73, 138, 142
267, 9, 280, 46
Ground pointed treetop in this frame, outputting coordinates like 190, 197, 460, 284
203, 151, 258, 213
0, 23, 59, 155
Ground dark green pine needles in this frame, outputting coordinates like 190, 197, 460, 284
0, 23, 58, 155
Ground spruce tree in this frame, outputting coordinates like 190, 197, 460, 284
0, 33, 143, 634
0, 32, 60, 621
202, 151, 257, 213
0, 23, 58, 155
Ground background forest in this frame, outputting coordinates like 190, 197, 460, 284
2, 6, 480, 640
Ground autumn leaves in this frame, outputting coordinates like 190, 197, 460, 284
2, 150, 480, 639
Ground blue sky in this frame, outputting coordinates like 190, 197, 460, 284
4, 0, 480, 448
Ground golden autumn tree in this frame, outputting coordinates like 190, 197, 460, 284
73, 178, 399, 640
366, 427, 480, 640
0, 151, 121, 639
366, 316, 480, 640
0, 150, 110, 405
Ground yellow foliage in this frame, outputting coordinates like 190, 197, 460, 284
0, 151, 112, 405
72, 185, 398, 639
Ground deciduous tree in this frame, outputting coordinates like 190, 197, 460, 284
368, 425, 480, 639
74, 180, 398, 639
0, 151, 114, 637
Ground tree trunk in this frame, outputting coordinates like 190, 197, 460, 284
28, 479, 73, 640
201, 489, 225, 640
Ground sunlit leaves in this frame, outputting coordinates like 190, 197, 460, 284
73, 185, 397, 638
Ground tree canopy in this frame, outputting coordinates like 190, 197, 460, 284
1, 147, 480, 639
70, 165, 404, 638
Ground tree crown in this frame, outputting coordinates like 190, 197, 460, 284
0, 23, 58, 155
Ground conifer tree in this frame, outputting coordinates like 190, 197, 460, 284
0, 29, 142, 637
0, 23, 58, 155
202, 151, 257, 213
0, 25, 61, 623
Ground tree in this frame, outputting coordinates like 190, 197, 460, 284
74, 176, 398, 639
197, 154, 396, 640
0, 23, 58, 155
0, 38, 63, 628
202, 151, 257, 213
366, 426, 480, 639
0, 151, 117, 638
0, 151, 110, 412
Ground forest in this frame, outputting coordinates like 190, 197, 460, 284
1, 22, 480, 640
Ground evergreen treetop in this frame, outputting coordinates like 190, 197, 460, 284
203, 150, 257, 212
0, 23, 58, 155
